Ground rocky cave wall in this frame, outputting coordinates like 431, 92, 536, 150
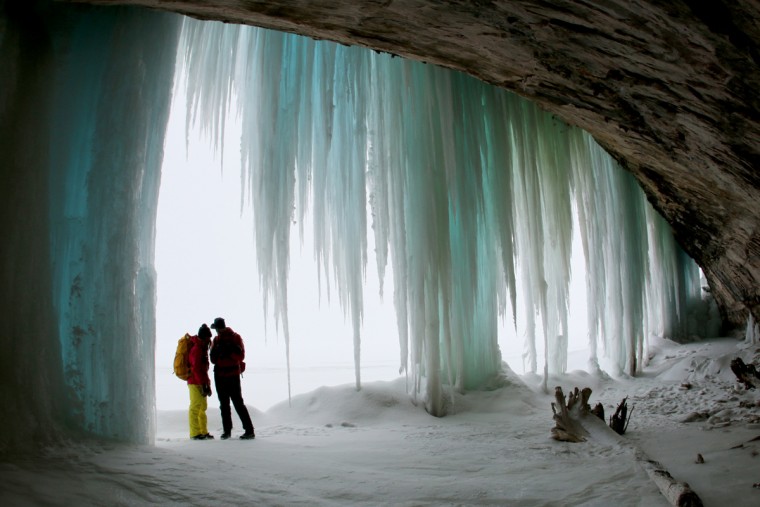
66, 0, 760, 327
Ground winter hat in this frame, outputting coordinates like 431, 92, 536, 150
198, 323, 212, 339
210, 317, 226, 330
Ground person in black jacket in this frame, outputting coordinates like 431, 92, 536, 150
209, 317, 255, 440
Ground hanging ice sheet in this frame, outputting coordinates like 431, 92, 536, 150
178, 18, 714, 414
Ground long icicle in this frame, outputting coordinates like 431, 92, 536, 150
178, 19, 712, 412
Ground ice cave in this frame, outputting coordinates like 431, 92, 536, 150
1, 0, 758, 474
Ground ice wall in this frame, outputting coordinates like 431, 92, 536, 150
0, 2, 179, 449
46, 6, 179, 442
178, 20, 715, 414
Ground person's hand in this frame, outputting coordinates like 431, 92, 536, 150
202, 384, 212, 397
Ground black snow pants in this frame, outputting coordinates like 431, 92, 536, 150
214, 373, 254, 434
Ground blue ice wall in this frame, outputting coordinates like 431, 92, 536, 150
47, 5, 179, 442
0, 2, 179, 448
178, 20, 718, 414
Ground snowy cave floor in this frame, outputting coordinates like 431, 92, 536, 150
3, 337, 760, 507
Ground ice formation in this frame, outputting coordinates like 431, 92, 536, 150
0, 2, 717, 450
177, 19, 717, 413
1, 4, 179, 449
46, 9, 179, 441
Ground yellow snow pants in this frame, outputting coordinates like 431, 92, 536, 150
188, 384, 208, 437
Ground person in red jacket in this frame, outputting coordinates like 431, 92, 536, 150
188, 323, 214, 440
209, 317, 255, 439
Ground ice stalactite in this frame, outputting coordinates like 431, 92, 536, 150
570, 134, 650, 375
178, 19, 713, 413
1, 2, 179, 449
745, 314, 759, 345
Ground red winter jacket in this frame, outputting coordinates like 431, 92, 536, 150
210, 327, 245, 377
187, 335, 211, 385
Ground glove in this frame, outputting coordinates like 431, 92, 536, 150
202, 384, 212, 397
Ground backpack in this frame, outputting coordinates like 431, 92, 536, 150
210, 335, 242, 364
173, 333, 193, 381
210, 333, 245, 375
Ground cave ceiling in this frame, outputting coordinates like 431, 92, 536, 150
64, 0, 760, 326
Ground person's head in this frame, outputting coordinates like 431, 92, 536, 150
198, 323, 212, 341
210, 317, 226, 333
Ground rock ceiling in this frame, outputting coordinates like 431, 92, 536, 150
66, 0, 760, 327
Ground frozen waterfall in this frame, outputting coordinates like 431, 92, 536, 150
1, 4, 179, 449
0, 1, 718, 451
177, 19, 717, 413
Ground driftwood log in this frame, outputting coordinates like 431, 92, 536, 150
609, 397, 633, 435
550, 386, 591, 442
550, 386, 704, 507
730, 357, 760, 389
637, 453, 704, 507
590, 402, 605, 421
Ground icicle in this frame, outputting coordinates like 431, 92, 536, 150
746, 314, 760, 345
178, 19, 708, 410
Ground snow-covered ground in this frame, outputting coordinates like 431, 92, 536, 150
2, 336, 759, 506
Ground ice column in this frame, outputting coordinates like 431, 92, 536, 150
47, 7, 179, 441
1, 3, 179, 448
